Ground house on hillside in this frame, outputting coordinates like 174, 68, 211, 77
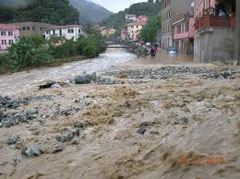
43, 25, 84, 42
10, 22, 57, 37
125, 14, 137, 23
194, 0, 236, 62
121, 29, 127, 41
136, 15, 148, 26
125, 15, 148, 41
127, 22, 144, 41
0, 24, 20, 50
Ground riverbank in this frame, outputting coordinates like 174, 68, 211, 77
1, 59, 240, 178
0, 55, 87, 75
0, 48, 137, 96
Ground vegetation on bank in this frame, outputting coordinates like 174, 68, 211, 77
0, 0, 79, 25
139, 14, 162, 43
0, 33, 106, 74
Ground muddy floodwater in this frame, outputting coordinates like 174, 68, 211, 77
0, 48, 137, 96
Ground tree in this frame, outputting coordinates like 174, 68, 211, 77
235, 0, 240, 64
0, 0, 79, 25
139, 15, 161, 42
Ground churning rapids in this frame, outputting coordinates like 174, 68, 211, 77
0, 48, 136, 96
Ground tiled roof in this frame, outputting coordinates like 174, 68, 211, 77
0, 24, 19, 30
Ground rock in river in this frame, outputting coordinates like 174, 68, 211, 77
22, 145, 43, 157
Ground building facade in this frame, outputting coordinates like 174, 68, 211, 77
127, 22, 143, 41
120, 29, 127, 41
0, 24, 20, 50
44, 25, 84, 42
194, 0, 235, 62
9, 22, 57, 37
173, 17, 196, 54
125, 14, 137, 23
161, 0, 194, 49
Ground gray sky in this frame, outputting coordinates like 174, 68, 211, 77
89, 0, 148, 13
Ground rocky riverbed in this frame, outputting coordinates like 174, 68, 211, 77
0, 63, 240, 179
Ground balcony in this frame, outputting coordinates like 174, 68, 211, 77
195, 15, 235, 30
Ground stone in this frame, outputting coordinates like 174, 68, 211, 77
51, 84, 61, 89
26, 108, 38, 120
137, 128, 146, 135
75, 75, 90, 84
51, 145, 63, 154
73, 122, 85, 129
85, 72, 97, 82
179, 117, 189, 124
22, 145, 43, 157
56, 131, 74, 143
6, 136, 20, 145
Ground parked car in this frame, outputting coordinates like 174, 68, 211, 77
167, 48, 178, 56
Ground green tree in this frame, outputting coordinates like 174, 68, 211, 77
9, 35, 53, 69
139, 14, 161, 43
0, 0, 79, 25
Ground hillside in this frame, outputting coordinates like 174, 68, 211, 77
69, 0, 113, 24
101, 1, 159, 34
0, 0, 79, 25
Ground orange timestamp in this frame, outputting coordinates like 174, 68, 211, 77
178, 155, 227, 166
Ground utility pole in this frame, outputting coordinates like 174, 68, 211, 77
235, 0, 240, 65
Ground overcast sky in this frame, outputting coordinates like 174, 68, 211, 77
89, 0, 148, 13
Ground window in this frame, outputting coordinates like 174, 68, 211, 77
68, 29, 74, 33
53, 30, 56, 35
1, 31, 6, 36
78, 29, 81, 34
46, 30, 50, 34
27, 27, 30, 30
9, 40, 13, 44
32, 27, 35, 30
2, 40, 7, 45
8, 31, 13, 36
22, 27, 26, 31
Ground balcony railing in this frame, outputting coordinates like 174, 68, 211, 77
195, 14, 235, 30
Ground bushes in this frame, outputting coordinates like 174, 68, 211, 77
51, 39, 79, 59
51, 34, 106, 59
9, 35, 53, 69
0, 32, 106, 73
77, 34, 106, 58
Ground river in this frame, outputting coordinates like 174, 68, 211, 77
0, 48, 137, 96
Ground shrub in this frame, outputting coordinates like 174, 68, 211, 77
77, 34, 106, 58
51, 39, 79, 59
9, 35, 53, 69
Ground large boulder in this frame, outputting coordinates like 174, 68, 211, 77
75, 75, 90, 84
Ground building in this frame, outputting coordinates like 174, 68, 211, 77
127, 22, 144, 41
172, 0, 196, 55
136, 15, 148, 25
194, 0, 235, 62
9, 22, 57, 37
44, 25, 84, 41
120, 29, 127, 41
125, 14, 137, 23
0, 24, 20, 50
125, 15, 148, 41
161, 0, 194, 49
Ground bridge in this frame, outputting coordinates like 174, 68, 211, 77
99, 41, 135, 49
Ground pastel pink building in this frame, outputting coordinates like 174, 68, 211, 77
136, 15, 148, 26
195, 0, 217, 18
173, 17, 196, 54
0, 24, 20, 50
120, 29, 127, 41
194, 0, 236, 62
